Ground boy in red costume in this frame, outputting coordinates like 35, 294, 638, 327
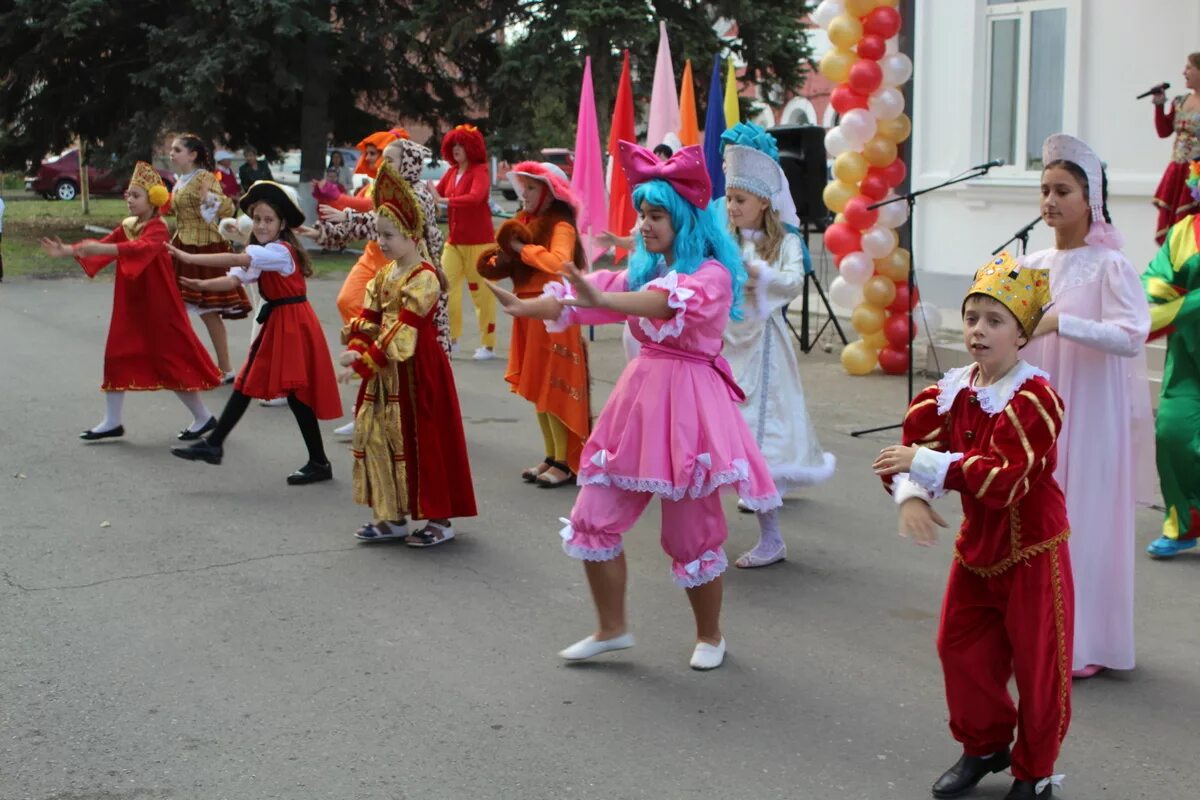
873, 253, 1074, 800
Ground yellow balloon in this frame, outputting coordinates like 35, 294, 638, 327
876, 0, 900, 6
878, 113, 912, 144
863, 136, 899, 167
875, 247, 911, 281
851, 302, 887, 335
827, 16, 864, 51
822, 180, 857, 214
844, 0, 875, 16
819, 48, 858, 84
863, 274, 898, 307
841, 340, 879, 376
862, 330, 889, 351
833, 151, 869, 185
834, 213, 847, 226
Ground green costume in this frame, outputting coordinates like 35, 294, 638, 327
1143, 209, 1200, 557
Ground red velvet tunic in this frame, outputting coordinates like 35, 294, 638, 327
74, 216, 221, 392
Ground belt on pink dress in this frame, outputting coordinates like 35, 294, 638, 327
638, 342, 746, 402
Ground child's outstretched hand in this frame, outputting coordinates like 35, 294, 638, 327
337, 366, 359, 384
177, 275, 208, 292
165, 242, 196, 263
317, 205, 347, 223
338, 351, 361, 368
561, 262, 603, 309
898, 498, 948, 546
485, 280, 527, 316
294, 225, 320, 240
872, 444, 919, 476
39, 236, 74, 258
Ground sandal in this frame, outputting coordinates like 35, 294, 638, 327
354, 520, 409, 543
405, 522, 456, 548
535, 460, 576, 488
522, 457, 554, 483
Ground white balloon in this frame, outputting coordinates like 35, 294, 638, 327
912, 301, 945, 337
829, 275, 865, 311
839, 251, 875, 286
881, 52, 913, 87
839, 109, 878, 148
812, 0, 844, 29
868, 87, 905, 121
861, 225, 898, 259
824, 126, 853, 158
877, 193, 910, 229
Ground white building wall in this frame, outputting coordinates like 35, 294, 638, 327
911, 0, 1199, 311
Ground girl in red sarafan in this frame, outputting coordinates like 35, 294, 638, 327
168, 181, 341, 486
874, 254, 1074, 800
39, 162, 221, 441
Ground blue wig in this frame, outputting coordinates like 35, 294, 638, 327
627, 179, 747, 322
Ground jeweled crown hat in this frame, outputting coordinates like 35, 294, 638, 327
130, 161, 169, 207
373, 161, 424, 239
238, 180, 305, 228
964, 252, 1052, 339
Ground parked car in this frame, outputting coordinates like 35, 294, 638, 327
501, 148, 575, 200
421, 159, 452, 222
270, 147, 361, 186
26, 149, 174, 201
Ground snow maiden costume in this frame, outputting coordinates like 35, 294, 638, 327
1143, 160, 1200, 558
720, 125, 836, 567
1020, 134, 1152, 676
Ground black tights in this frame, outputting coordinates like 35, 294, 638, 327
207, 390, 328, 465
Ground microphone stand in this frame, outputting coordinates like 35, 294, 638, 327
850, 164, 996, 438
991, 215, 1042, 256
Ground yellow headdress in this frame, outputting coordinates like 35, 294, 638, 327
372, 160, 424, 240
131, 161, 169, 208
965, 252, 1052, 339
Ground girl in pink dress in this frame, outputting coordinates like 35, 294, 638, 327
1021, 134, 1153, 679
489, 143, 779, 671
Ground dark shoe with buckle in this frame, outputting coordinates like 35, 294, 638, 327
1004, 778, 1052, 799
932, 749, 1011, 798
80, 425, 124, 441
287, 460, 332, 485
177, 416, 217, 441
171, 439, 223, 465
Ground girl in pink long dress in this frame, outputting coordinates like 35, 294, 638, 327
488, 143, 779, 671
1021, 134, 1152, 679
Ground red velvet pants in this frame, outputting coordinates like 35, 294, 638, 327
937, 543, 1074, 781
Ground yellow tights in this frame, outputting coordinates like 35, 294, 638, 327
537, 411, 570, 463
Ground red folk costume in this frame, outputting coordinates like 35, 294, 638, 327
883, 256, 1074, 785
74, 164, 221, 393
478, 162, 591, 472
342, 162, 477, 522
1153, 94, 1200, 243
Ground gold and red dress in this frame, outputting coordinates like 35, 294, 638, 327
883, 361, 1074, 783
74, 216, 221, 392
477, 209, 591, 471
166, 169, 252, 318
343, 259, 477, 522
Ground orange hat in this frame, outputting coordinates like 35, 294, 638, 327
354, 130, 399, 178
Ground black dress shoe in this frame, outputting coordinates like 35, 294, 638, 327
177, 416, 217, 441
1004, 779, 1052, 799
171, 439, 223, 465
80, 425, 124, 441
287, 461, 332, 485
932, 748, 1011, 798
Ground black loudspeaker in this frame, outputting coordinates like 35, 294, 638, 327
768, 125, 829, 231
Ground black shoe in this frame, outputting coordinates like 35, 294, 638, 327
80, 425, 125, 441
171, 439, 223, 465
177, 416, 217, 441
932, 749, 1011, 798
1004, 779, 1052, 799
287, 461, 332, 485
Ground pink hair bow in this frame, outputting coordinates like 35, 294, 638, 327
617, 141, 712, 209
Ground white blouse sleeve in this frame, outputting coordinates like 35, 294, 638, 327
1057, 255, 1150, 358
230, 242, 296, 284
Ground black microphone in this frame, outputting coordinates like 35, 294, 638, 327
1136, 82, 1170, 99
969, 158, 1006, 171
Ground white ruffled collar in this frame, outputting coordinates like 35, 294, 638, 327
936, 360, 1049, 417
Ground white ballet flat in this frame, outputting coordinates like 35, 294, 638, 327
735, 543, 787, 569
558, 633, 635, 662
690, 638, 726, 670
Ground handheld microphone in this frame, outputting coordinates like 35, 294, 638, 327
1136, 82, 1170, 99
970, 158, 1006, 171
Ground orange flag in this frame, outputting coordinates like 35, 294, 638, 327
678, 60, 700, 146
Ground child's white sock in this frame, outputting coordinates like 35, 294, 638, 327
174, 390, 214, 430
91, 391, 125, 433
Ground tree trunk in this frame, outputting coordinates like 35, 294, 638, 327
79, 140, 91, 215
297, 4, 332, 248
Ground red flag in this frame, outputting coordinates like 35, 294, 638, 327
607, 50, 638, 264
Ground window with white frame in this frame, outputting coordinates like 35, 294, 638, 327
983, 0, 1072, 172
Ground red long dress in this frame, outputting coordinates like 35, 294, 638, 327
74, 216, 221, 392
234, 243, 342, 419
1153, 96, 1200, 243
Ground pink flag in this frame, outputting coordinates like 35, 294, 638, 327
571, 56, 609, 264
645, 21, 680, 150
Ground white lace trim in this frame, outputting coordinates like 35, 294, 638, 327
936, 360, 1049, 417
909, 448, 963, 498
674, 548, 728, 588
558, 518, 623, 562
541, 279, 577, 333
637, 270, 695, 343
579, 459, 783, 510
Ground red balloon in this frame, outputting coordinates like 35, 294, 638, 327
883, 311, 913, 348
888, 282, 919, 313
848, 59, 883, 95
857, 34, 886, 61
830, 85, 870, 115
879, 344, 910, 375
843, 195, 879, 230
824, 222, 863, 258
864, 6, 902, 39
859, 172, 889, 201
882, 158, 907, 187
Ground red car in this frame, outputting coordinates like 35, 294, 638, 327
26, 149, 174, 201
